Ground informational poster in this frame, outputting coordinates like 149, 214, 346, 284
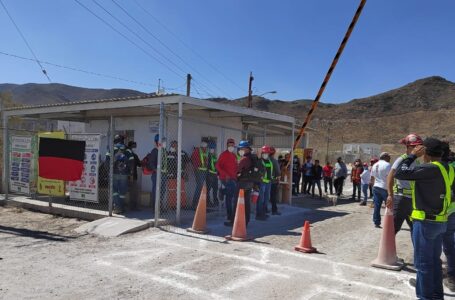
10, 136, 33, 194
37, 131, 65, 196
66, 134, 100, 203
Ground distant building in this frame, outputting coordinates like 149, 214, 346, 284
342, 143, 381, 163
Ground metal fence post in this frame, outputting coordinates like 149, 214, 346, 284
2, 114, 9, 202
154, 102, 164, 227
108, 116, 114, 216
289, 122, 295, 205
176, 101, 183, 224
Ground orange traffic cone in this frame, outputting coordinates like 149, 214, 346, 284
187, 185, 209, 234
371, 208, 404, 270
295, 221, 317, 253
226, 189, 251, 241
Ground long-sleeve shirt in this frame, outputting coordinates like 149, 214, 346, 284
270, 157, 281, 183
395, 154, 455, 216
216, 150, 238, 181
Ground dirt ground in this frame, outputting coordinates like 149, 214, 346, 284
1, 185, 454, 299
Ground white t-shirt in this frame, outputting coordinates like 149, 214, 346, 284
391, 155, 417, 190
360, 169, 371, 185
370, 160, 391, 189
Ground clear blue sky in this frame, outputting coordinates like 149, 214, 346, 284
1, 0, 454, 102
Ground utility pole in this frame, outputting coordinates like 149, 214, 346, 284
325, 121, 331, 162
157, 78, 161, 95
247, 71, 254, 108
186, 74, 192, 97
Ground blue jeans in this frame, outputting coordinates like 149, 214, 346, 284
413, 220, 447, 300
221, 179, 238, 222
192, 170, 208, 207
113, 174, 128, 210
258, 182, 271, 218
443, 214, 455, 277
373, 186, 387, 226
361, 184, 369, 203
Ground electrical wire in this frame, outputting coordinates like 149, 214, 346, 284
111, 0, 234, 99
0, 0, 51, 82
0, 50, 157, 88
133, 0, 246, 93
73, 0, 184, 80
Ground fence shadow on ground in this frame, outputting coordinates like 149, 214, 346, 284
0, 225, 77, 242
161, 204, 348, 242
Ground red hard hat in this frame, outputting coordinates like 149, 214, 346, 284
226, 138, 235, 144
261, 145, 272, 154
363, 163, 368, 167
370, 157, 378, 163
270, 147, 276, 155
399, 133, 423, 146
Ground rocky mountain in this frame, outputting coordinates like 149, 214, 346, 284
1, 76, 454, 158
0, 83, 147, 105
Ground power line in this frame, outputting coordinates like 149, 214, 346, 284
111, 0, 234, 99
91, 0, 222, 99
133, 0, 246, 93
0, 50, 157, 88
73, 0, 184, 80
0, 0, 51, 82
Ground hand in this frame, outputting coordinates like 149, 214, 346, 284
411, 145, 426, 157
386, 195, 393, 209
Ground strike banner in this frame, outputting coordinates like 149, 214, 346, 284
37, 132, 65, 196
66, 134, 100, 202
10, 136, 33, 195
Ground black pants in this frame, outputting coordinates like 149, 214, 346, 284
369, 185, 373, 198
292, 174, 301, 194
234, 181, 252, 225
206, 173, 218, 205
323, 177, 333, 194
302, 176, 313, 194
333, 176, 345, 196
352, 182, 361, 201
393, 195, 413, 234
271, 182, 279, 213
312, 180, 322, 197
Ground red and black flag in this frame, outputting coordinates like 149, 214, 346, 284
38, 138, 86, 181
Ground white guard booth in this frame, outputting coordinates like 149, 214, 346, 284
1, 94, 300, 226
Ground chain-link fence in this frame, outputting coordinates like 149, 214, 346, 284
2, 100, 295, 226
2, 117, 112, 218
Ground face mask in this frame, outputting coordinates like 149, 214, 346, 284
201, 142, 207, 148
262, 154, 269, 160
170, 147, 176, 152
161, 142, 166, 148
239, 150, 245, 157
210, 149, 215, 154
228, 146, 235, 153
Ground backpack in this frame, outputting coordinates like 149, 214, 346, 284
242, 154, 265, 183
114, 152, 129, 174
141, 150, 157, 174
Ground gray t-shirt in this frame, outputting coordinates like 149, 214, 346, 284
392, 155, 417, 190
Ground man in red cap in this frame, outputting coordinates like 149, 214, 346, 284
386, 133, 424, 235
216, 138, 238, 226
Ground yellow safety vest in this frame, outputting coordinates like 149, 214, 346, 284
262, 159, 274, 184
393, 154, 418, 196
198, 148, 208, 171
410, 161, 454, 222
209, 154, 217, 175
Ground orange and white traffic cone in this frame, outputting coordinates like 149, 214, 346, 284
371, 208, 404, 270
187, 185, 209, 234
226, 189, 251, 241
295, 221, 317, 253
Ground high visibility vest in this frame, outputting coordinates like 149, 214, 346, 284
410, 161, 454, 222
393, 154, 418, 196
209, 154, 217, 175
198, 148, 208, 171
161, 151, 168, 173
236, 153, 242, 162
262, 159, 273, 183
